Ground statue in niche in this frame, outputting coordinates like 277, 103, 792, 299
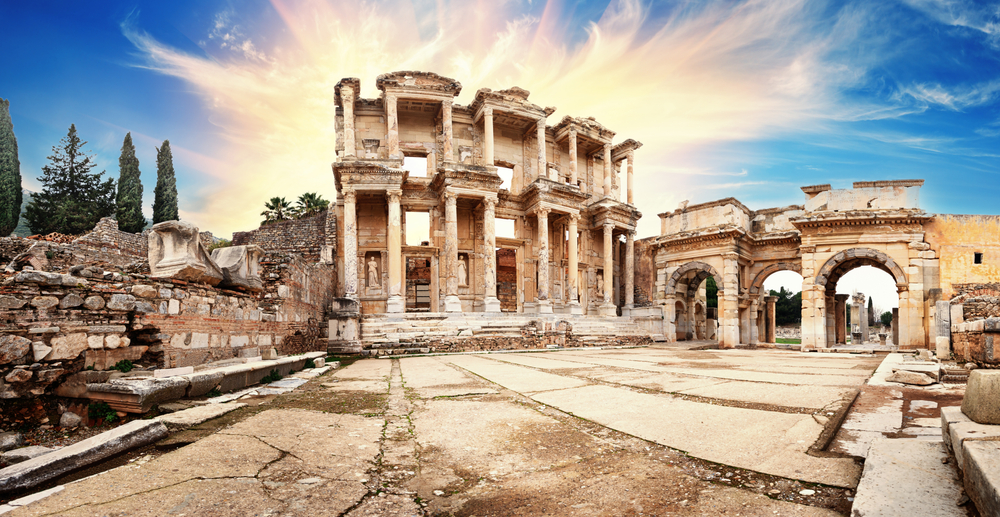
597, 276, 605, 297
458, 255, 468, 286
367, 256, 380, 288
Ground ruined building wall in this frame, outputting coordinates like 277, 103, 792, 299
0, 252, 334, 401
232, 211, 336, 262
924, 214, 1000, 300
73, 217, 149, 259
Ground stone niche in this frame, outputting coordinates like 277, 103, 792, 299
211, 245, 264, 291
148, 221, 224, 286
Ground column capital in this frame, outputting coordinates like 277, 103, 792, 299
483, 106, 493, 117
441, 98, 453, 108
341, 85, 354, 99
537, 115, 547, 126
443, 191, 457, 205
568, 128, 577, 138
626, 149, 634, 160
385, 93, 397, 103
342, 188, 356, 203
482, 197, 497, 210
603, 221, 614, 232
723, 252, 740, 260
568, 213, 580, 223
386, 189, 402, 204
536, 207, 551, 218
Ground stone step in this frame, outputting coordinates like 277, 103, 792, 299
851, 437, 965, 517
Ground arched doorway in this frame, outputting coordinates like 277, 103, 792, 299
666, 261, 721, 343
752, 264, 804, 345
808, 247, 909, 349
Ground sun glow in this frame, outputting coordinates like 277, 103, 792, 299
124, 0, 878, 237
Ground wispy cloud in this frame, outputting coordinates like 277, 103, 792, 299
902, 0, 1000, 46
116, 0, 966, 236
894, 81, 1000, 111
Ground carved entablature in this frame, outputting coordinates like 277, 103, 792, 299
521, 178, 590, 211
334, 162, 407, 192
656, 227, 744, 253
552, 116, 616, 153
611, 139, 643, 162
470, 88, 554, 130
334, 77, 361, 108
429, 163, 504, 194
790, 210, 932, 236
590, 202, 640, 230
375, 71, 462, 100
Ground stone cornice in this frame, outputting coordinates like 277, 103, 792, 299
333, 160, 407, 192
789, 210, 932, 229
375, 71, 462, 97
429, 163, 504, 194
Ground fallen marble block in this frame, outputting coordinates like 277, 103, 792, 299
211, 244, 264, 292
148, 220, 223, 286
0, 420, 167, 494
86, 377, 190, 413
887, 370, 935, 386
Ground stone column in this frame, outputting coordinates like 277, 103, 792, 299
483, 107, 494, 166
603, 143, 612, 198
859, 295, 869, 343
624, 230, 635, 311
443, 192, 461, 312
600, 222, 616, 316
765, 295, 777, 343
342, 85, 356, 158
749, 300, 759, 345
720, 253, 741, 347
835, 294, 849, 345
825, 292, 837, 348
568, 129, 578, 186
568, 214, 582, 315
441, 100, 454, 163
385, 190, 404, 313
851, 296, 864, 344
626, 150, 634, 204
536, 208, 552, 314
537, 117, 547, 180
483, 198, 500, 312
343, 188, 358, 299
386, 94, 400, 159
892, 307, 899, 346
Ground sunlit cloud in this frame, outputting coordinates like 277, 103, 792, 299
120, 0, 920, 237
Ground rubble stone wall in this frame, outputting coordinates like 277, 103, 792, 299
232, 211, 335, 261
73, 217, 148, 259
951, 319, 1000, 365
365, 335, 652, 355
949, 283, 1000, 320
0, 252, 335, 400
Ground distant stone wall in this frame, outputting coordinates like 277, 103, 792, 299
232, 211, 336, 262
952, 319, 1000, 365
365, 335, 652, 356
950, 283, 1000, 320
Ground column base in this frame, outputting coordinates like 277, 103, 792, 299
568, 301, 584, 315
621, 304, 634, 317
444, 295, 462, 313
386, 295, 405, 314
537, 300, 553, 314
599, 303, 617, 317
484, 297, 501, 313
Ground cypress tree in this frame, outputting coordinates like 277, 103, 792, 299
24, 124, 116, 235
0, 99, 21, 236
115, 133, 145, 233
152, 140, 178, 223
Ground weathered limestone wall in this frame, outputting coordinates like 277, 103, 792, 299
0, 252, 333, 400
924, 214, 1000, 300
951, 319, 1000, 365
73, 217, 149, 259
659, 198, 751, 236
232, 211, 337, 262
803, 181, 921, 211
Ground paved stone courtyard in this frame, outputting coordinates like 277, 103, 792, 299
11, 347, 883, 516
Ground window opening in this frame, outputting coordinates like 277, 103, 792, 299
405, 211, 430, 245
975, 252, 983, 264
403, 156, 428, 177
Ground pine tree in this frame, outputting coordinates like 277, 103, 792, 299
152, 140, 178, 223
23, 124, 115, 235
115, 133, 145, 233
867, 297, 875, 327
0, 99, 21, 237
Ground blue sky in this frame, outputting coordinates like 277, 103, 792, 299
2, 0, 999, 306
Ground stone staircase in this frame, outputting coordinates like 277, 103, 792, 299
358, 313, 651, 355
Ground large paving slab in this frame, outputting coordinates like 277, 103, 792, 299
447, 355, 588, 393
532, 384, 860, 487
675, 380, 854, 410
850, 438, 964, 517
486, 353, 601, 370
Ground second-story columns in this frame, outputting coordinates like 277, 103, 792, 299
385, 190, 404, 313
603, 143, 613, 197
443, 192, 461, 312
386, 94, 401, 159
626, 150, 634, 204
624, 230, 634, 309
483, 107, 494, 166
568, 129, 578, 186
536, 208, 552, 314
441, 100, 454, 163
537, 117, 547, 181
342, 85, 356, 158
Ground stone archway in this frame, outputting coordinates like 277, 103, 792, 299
667, 261, 721, 343
666, 261, 722, 296
749, 262, 802, 295
805, 247, 911, 349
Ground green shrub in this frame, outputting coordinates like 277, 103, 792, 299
304, 358, 316, 369
261, 369, 282, 383
206, 387, 222, 398
88, 401, 118, 423
109, 359, 133, 372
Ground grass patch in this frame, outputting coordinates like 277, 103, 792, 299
88, 402, 118, 424
260, 369, 283, 384
775, 338, 802, 344
109, 360, 134, 373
